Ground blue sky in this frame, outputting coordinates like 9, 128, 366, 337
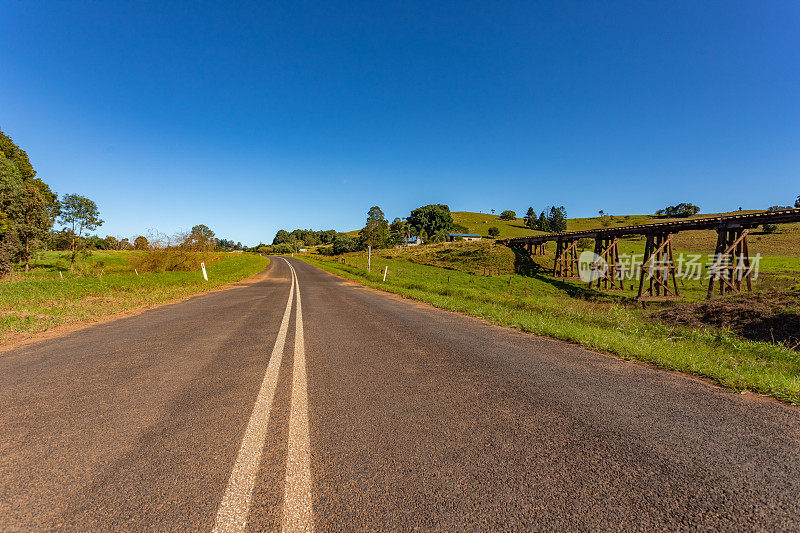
2, 1, 798, 245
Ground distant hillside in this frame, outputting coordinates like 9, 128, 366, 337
450, 210, 769, 239
342, 209, 800, 256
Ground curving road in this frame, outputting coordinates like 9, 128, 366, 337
1, 257, 799, 531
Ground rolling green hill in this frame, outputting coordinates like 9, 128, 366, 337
341, 209, 800, 257
450, 210, 800, 257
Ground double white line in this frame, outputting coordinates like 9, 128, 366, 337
213, 259, 314, 533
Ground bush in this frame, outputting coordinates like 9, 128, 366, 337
661, 203, 700, 217
332, 235, 360, 255
762, 223, 779, 234
499, 210, 516, 220
487, 227, 500, 238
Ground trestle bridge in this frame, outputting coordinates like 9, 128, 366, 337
501, 209, 800, 300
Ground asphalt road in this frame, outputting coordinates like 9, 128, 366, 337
2, 257, 799, 531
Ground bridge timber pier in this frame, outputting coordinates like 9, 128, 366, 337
501, 209, 800, 300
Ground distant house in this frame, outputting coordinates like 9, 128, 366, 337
399, 236, 423, 246
447, 233, 482, 242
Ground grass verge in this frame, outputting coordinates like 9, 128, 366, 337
1, 251, 269, 345
300, 253, 800, 405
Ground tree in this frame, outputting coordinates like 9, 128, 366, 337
407, 204, 453, 238
537, 211, 549, 232
795, 196, 800, 209
58, 194, 103, 269
487, 226, 500, 238
186, 224, 215, 251
499, 210, 516, 221
389, 218, 410, 246
0, 130, 59, 273
547, 205, 568, 232
359, 206, 389, 249
134, 235, 149, 250
523, 207, 536, 229
273, 229, 289, 245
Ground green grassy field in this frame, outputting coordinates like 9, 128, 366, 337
1, 251, 269, 344
300, 245, 800, 404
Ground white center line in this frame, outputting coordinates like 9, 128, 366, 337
282, 261, 315, 533
212, 259, 295, 533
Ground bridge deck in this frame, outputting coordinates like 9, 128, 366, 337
502, 209, 800, 245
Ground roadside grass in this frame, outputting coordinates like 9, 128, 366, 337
300, 251, 800, 405
1, 251, 269, 343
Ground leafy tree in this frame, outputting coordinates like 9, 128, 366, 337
523, 207, 536, 228
58, 193, 103, 269
134, 236, 149, 250
389, 217, 410, 246
499, 210, 516, 221
332, 235, 359, 254
796, 196, 800, 209
186, 224, 215, 251
0, 130, 59, 273
359, 206, 389, 249
407, 204, 453, 238
273, 229, 289, 245
487, 226, 500, 238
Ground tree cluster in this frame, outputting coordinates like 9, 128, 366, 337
655, 203, 700, 218
273, 228, 338, 249
522, 205, 568, 233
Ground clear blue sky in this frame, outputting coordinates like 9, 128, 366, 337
2, 1, 798, 245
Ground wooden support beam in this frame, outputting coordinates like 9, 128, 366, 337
637, 232, 679, 300
706, 227, 752, 298
591, 236, 624, 290
553, 239, 579, 278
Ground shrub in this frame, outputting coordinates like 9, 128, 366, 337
762, 223, 779, 234
487, 227, 500, 237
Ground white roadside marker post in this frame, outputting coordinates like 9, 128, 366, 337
59, 271, 63, 280
368, 245, 372, 273
201, 262, 208, 281
383, 265, 388, 281
134, 269, 138, 276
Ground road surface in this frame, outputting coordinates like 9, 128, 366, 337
1, 257, 799, 531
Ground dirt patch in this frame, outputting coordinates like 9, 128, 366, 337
655, 290, 800, 350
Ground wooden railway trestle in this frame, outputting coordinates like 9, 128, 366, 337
592, 236, 624, 291
706, 225, 753, 298
553, 238, 579, 278
501, 208, 800, 300
525, 241, 546, 256
637, 232, 679, 300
